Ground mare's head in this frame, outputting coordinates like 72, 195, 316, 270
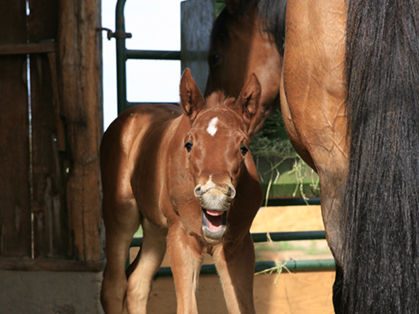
205, 0, 286, 137
180, 69, 262, 245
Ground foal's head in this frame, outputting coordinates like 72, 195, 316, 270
180, 69, 262, 245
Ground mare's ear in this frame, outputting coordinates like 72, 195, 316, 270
235, 73, 262, 138
225, 0, 240, 14
179, 68, 206, 124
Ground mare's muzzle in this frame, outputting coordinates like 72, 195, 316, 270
194, 181, 236, 245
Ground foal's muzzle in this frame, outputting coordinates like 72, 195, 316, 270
194, 181, 236, 245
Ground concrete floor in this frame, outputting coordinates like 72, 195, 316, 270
0, 271, 104, 314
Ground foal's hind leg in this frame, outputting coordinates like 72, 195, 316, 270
126, 218, 167, 314
101, 198, 141, 314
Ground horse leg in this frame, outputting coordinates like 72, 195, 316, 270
317, 169, 348, 314
213, 232, 256, 314
166, 223, 205, 314
332, 264, 344, 314
101, 198, 141, 314
125, 218, 167, 314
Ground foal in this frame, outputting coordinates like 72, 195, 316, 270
100, 68, 264, 314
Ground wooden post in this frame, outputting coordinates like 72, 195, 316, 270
57, 0, 103, 262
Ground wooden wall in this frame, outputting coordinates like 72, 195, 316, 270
0, 0, 32, 260
0, 0, 103, 271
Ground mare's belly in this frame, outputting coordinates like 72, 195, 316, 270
283, 0, 348, 172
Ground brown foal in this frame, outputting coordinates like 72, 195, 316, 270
100, 69, 264, 314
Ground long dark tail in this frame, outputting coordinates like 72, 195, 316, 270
342, 0, 419, 313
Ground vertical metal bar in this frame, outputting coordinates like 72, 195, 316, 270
115, 0, 127, 115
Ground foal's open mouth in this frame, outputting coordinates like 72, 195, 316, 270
201, 209, 227, 245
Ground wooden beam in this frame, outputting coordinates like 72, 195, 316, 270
0, 42, 56, 55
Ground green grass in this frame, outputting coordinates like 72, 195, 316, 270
134, 226, 143, 238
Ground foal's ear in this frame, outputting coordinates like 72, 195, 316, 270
179, 68, 206, 125
235, 73, 262, 138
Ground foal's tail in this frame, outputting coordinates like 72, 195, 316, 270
342, 0, 419, 313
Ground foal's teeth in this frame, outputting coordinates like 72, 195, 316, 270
206, 209, 224, 216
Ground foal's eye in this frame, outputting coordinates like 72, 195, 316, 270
185, 141, 193, 152
240, 144, 249, 156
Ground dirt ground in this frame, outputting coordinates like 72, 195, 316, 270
130, 205, 336, 313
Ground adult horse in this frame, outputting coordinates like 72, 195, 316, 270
100, 68, 264, 314
206, 0, 419, 313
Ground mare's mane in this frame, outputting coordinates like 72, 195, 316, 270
210, 0, 286, 54
257, 0, 286, 54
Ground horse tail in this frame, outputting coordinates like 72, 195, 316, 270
342, 0, 419, 312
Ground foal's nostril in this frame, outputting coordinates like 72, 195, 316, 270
194, 185, 202, 197
227, 186, 236, 199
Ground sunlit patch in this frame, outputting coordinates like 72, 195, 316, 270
206, 117, 219, 136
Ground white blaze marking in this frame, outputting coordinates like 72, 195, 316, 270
201, 175, 215, 193
206, 117, 219, 137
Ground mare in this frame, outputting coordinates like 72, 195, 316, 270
206, 0, 419, 313
100, 68, 264, 314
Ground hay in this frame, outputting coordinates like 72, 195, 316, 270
250, 109, 296, 159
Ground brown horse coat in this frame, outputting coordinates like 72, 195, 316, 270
207, 0, 419, 313
100, 69, 264, 314
206, 0, 347, 277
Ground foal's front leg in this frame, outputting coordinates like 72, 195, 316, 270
166, 223, 205, 314
213, 232, 256, 314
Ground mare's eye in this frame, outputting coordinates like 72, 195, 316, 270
240, 144, 249, 156
209, 53, 222, 67
185, 141, 193, 153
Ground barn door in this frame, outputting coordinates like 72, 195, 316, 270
0, 0, 32, 259
0, 0, 103, 269
0, 0, 68, 261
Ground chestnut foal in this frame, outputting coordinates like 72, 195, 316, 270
100, 69, 264, 314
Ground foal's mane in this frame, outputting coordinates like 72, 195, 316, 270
205, 91, 236, 109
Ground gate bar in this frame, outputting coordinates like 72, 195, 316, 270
252, 230, 326, 242
129, 230, 326, 249
115, 0, 181, 114
125, 49, 181, 60
127, 231, 332, 271
115, 0, 129, 114
153, 259, 336, 277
